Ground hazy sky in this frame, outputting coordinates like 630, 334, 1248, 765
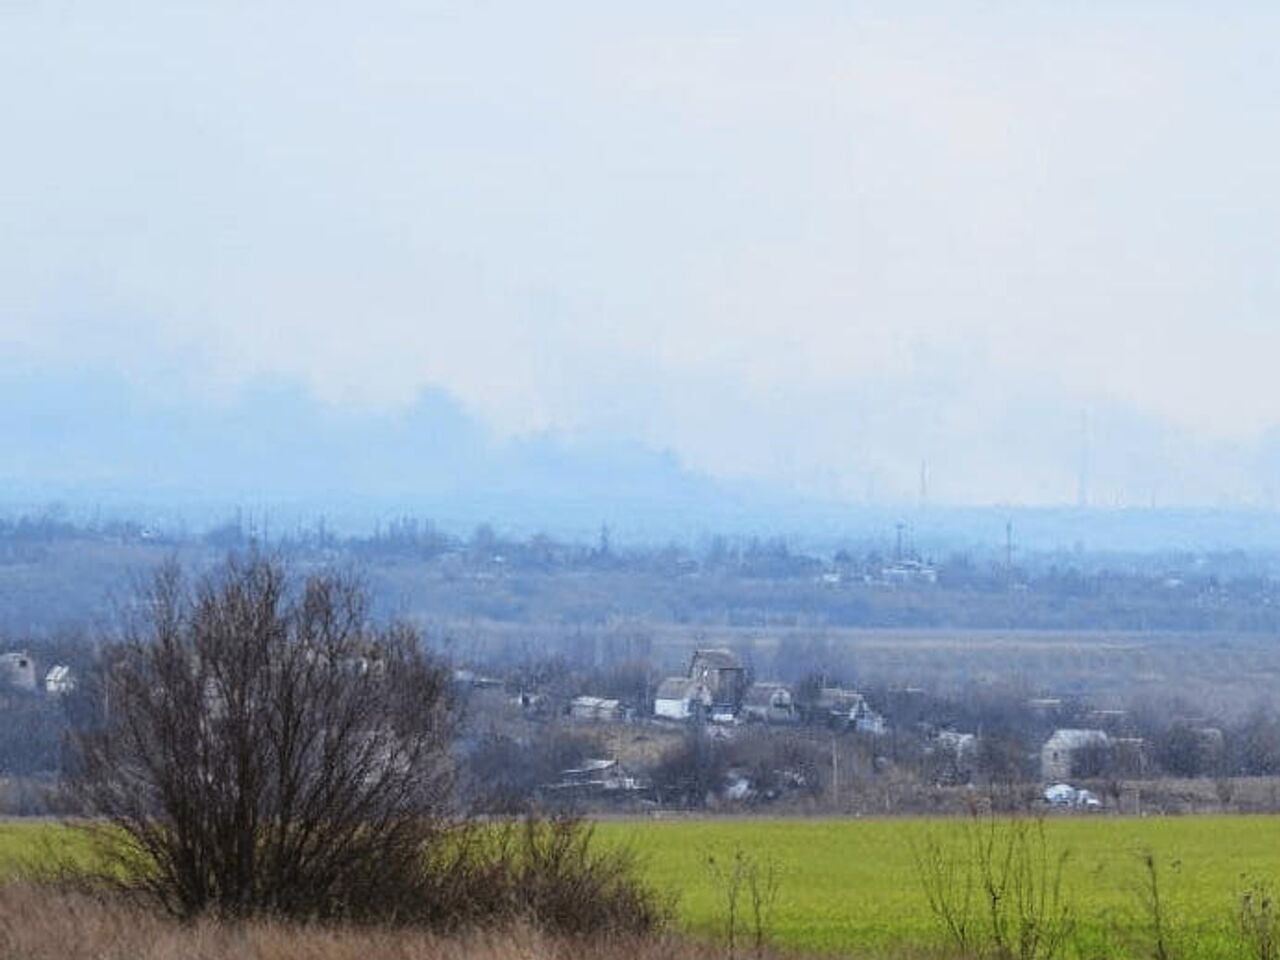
3, 2, 1279, 507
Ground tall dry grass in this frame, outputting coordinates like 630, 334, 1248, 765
0, 882, 747, 960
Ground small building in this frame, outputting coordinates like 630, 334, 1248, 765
1041, 728, 1109, 781
654, 677, 711, 721
741, 682, 797, 724
569, 695, 624, 722
545, 758, 641, 796
817, 686, 865, 718
44, 665, 75, 696
0, 652, 36, 692
688, 648, 747, 708
936, 730, 977, 758
880, 560, 938, 585
815, 687, 886, 732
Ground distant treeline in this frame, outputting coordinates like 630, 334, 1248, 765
2, 508, 1280, 636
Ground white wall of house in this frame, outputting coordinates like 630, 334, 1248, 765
0, 652, 36, 692
655, 697, 691, 721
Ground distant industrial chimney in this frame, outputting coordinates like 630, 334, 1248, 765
1077, 412, 1091, 509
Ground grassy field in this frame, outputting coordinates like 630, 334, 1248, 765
5, 816, 1280, 957
599, 815, 1280, 957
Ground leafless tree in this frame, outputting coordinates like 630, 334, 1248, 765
70, 553, 455, 921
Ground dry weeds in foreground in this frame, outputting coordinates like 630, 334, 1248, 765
0, 882, 789, 960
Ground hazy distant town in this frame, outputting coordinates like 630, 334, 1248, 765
5, 506, 1280, 817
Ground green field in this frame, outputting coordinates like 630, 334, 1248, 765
5, 816, 1280, 957
599, 816, 1280, 957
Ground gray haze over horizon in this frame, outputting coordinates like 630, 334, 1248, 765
4, 2, 1280, 517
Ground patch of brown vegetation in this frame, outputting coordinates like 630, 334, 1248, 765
0, 882, 726, 960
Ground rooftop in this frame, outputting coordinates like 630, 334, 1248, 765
690, 648, 743, 671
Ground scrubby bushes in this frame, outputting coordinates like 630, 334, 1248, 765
68, 554, 455, 922
58, 552, 666, 940
50, 814, 667, 939
397, 816, 669, 936
0, 881, 692, 960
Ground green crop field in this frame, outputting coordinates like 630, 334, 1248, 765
5, 816, 1280, 957
599, 816, 1280, 957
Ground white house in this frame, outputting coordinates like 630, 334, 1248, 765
569, 695, 623, 722
654, 677, 711, 721
44, 665, 75, 696
0, 652, 36, 692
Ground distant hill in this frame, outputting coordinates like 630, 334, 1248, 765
0, 373, 772, 538
2, 373, 1280, 552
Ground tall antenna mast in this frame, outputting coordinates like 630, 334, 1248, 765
1077, 411, 1091, 509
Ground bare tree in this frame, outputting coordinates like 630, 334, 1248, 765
70, 553, 455, 921
651, 729, 728, 808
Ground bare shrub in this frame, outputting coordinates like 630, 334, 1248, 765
1132, 851, 1180, 960
1240, 881, 1280, 960
416, 815, 668, 936
0, 880, 709, 960
705, 847, 747, 959
913, 824, 978, 954
62, 554, 667, 935
746, 850, 782, 956
507, 815, 669, 936
68, 553, 456, 922
913, 812, 1074, 960
704, 845, 782, 959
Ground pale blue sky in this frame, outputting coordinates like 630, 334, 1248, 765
3, 2, 1279, 507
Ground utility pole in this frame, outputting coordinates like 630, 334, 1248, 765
831, 734, 840, 809
1005, 520, 1014, 574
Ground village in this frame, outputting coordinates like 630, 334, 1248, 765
0, 640, 1254, 817
449, 644, 1233, 815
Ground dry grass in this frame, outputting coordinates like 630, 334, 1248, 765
0, 882, 768, 960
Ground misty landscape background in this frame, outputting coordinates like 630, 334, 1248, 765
14, 14, 1280, 958
6, 3, 1280, 533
